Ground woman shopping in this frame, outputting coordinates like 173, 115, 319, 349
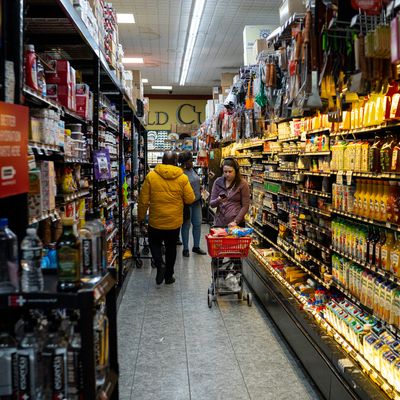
179, 151, 207, 257
209, 158, 250, 228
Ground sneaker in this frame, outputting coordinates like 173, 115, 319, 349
177, 240, 183, 245
182, 250, 190, 257
156, 264, 166, 285
192, 247, 206, 255
165, 276, 176, 285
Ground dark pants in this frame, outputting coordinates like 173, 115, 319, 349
148, 226, 180, 280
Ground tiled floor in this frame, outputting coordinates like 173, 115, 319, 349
118, 227, 322, 400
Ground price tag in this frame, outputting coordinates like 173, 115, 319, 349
337, 171, 344, 185
346, 171, 353, 186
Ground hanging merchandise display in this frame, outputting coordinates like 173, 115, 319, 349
202, 0, 400, 399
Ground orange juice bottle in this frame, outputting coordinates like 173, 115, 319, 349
373, 181, 383, 220
380, 181, 390, 222
381, 231, 395, 272
387, 181, 398, 223
353, 181, 361, 215
390, 233, 400, 277
376, 229, 386, 270
366, 180, 375, 218
359, 179, 367, 217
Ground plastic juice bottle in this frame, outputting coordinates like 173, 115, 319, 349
392, 290, 400, 328
379, 181, 390, 222
365, 180, 374, 218
375, 229, 386, 269
391, 138, 400, 172
373, 276, 385, 314
381, 134, 396, 172
387, 181, 398, 223
381, 231, 395, 272
394, 182, 400, 225
353, 181, 360, 215
374, 181, 384, 221
355, 141, 363, 172
371, 180, 381, 220
361, 141, 370, 172
369, 136, 383, 172
390, 232, 400, 276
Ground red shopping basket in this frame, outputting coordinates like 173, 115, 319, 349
205, 235, 252, 258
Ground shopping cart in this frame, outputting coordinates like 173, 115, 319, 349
206, 234, 252, 308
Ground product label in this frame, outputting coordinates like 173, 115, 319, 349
392, 149, 399, 170
18, 353, 31, 398
58, 247, 79, 280
0, 348, 17, 396
391, 253, 400, 275
22, 246, 42, 261
52, 353, 65, 399
81, 239, 92, 276
382, 249, 389, 270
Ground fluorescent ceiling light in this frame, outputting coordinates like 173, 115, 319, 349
151, 86, 173, 90
179, 0, 206, 86
142, 78, 149, 83
122, 57, 144, 64
116, 13, 135, 24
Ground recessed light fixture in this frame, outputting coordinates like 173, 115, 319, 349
179, 0, 206, 86
122, 57, 144, 64
151, 86, 173, 90
142, 78, 149, 83
116, 13, 135, 24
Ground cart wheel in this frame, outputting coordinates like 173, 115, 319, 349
238, 288, 243, 300
208, 293, 213, 308
142, 246, 150, 256
151, 259, 156, 269
247, 293, 252, 307
136, 259, 143, 268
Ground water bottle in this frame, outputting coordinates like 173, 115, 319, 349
0, 331, 18, 398
0, 218, 19, 293
20, 228, 44, 293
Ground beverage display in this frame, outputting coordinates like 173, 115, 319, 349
20, 228, 44, 293
0, 219, 19, 293
57, 218, 81, 292
0, 330, 18, 398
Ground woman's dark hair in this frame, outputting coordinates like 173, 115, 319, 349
222, 157, 242, 186
178, 151, 193, 168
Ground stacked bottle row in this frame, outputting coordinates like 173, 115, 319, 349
332, 219, 400, 276
0, 212, 107, 294
0, 306, 109, 399
330, 135, 400, 173
332, 254, 400, 326
333, 180, 400, 224
326, 300, 400, 391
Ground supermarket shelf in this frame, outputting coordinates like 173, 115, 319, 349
299, 204, 331, 218
251, 155, 264, 159
262, 151, 278, 155
278, 191, 300, 200
278, 151, 300, 156
298, 220, 331, 236
236, 141, 265, 150
234, 154, 252, 159
278, 168, 300, 172
265, 176, 299, 184
23, 85, 62, 111
262, 160, 279, 164
302, 171, 332, 177
64, 157, 91, 164
305, 128, 330, 136
106, 202, 117, 210
109, 253, 118, 268
277, 205, 297, 215
331, 171, 400, 180
300, 151, 331, 157
252, 178, 264, 184
263, 207, 279, 217
330, 247, 400, 285
300, 188, 331, 198
244, 254, 392, 400
56, 189, 90, 203
265, 136, 278, 141
241, 172, 251, 176
332, 209, 400, 233
29, 209, 61, 225
264, 220, 279, 231
278, 136, 300, 142
29, 142, 62, 155
332, 282, 400, 338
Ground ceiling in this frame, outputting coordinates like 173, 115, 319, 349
112, 0, 281, 96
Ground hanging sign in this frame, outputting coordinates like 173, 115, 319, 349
0, 101, 29, 199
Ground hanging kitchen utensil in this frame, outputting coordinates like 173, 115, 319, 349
305, 9, 322, 109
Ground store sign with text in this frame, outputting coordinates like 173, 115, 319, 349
0, 102, 29, 199
148, 99, 207, 129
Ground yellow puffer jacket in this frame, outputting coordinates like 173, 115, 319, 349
138, 164, 195, 230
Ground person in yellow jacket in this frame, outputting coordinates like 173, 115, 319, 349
138, 151, 195, 285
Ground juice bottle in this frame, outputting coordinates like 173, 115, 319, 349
374, 181, 383, 221
354, 141, 363, 172
369, 136, 383, 173
381, 231, 395, 272
361, 141, 370, 172
360, 179, 369, 217
391, 137, 400, 172
381, 134, 396, 172
390, 232, 400, 276
353, 181, 360, 215
387, 181, 398, 223
366, 180, 375, 219
375, 229, 386, 269
380, 181, 390, 222
368, 227, 379, 265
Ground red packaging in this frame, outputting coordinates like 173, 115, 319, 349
75, 84, 90, 119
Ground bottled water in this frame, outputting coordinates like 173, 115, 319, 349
21, 228, 44, 292
17, 322, 43, 399
0, 331, 18, 397
0, 218, 19, 293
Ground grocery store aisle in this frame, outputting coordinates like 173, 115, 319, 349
118, 226, 322, 400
